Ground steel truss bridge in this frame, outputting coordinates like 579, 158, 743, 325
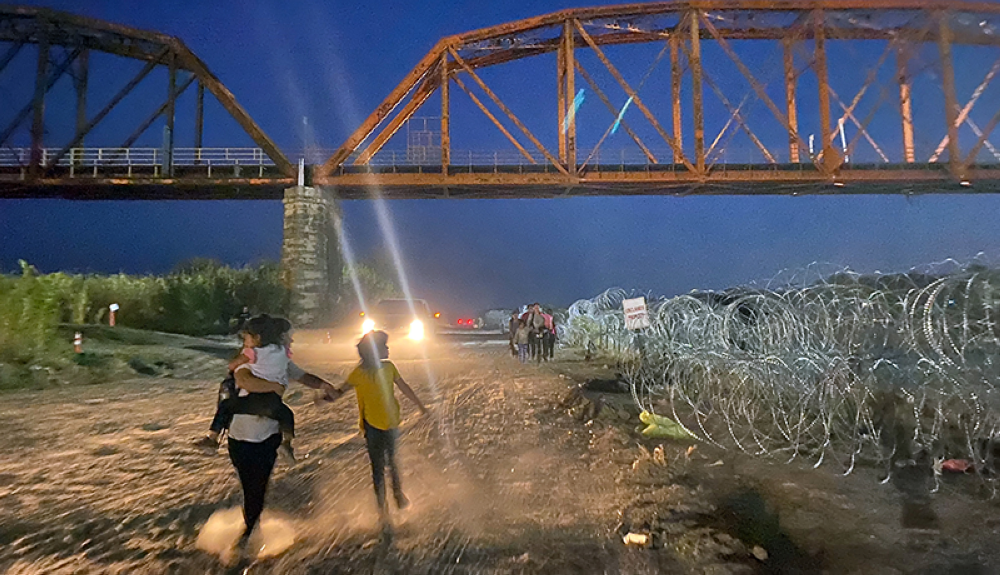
3, 2, 1000, 199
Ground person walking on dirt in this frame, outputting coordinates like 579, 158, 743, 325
322, 330, 428, 528
522, 303, 547, 362
508, 310, 520, 357
542, 310, 557, 361
216, 317, 338, 551
514, 318, 531, 364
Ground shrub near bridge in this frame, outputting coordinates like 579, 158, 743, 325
0, 261, 60, 366
0, 260, 287, 360
0, 259, 403, 387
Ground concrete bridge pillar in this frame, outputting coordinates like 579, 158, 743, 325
281, 186, 343, 328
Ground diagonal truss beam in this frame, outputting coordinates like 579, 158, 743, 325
842, 79, 895, 163
575, 60, 657, 164
47, 47, 168, 168
830, 39, 897, 148
0, 46, 82, 147
449, 46, 569, 176
0, 39, 24, 76
452, 74, 535, 163
321, 41, 447, 175
929, 56, 1000, 162
962, 116, 1000, 162
789, 40, 891, 163
699, 13, 818, 172
175, 45, 292, 175
354, 74, 439, 165
706, 94, 750, 162
677, 38, 775, 164
829, 86, 891, 162
573, 19, 696, 173
120, 73, 196, 148
963, 105, 1000, 167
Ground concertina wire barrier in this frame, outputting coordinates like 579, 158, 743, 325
560, 257, 1000, 485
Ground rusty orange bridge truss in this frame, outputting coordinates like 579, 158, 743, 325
318, 0, 1000, 198
4, 2, 1000, 199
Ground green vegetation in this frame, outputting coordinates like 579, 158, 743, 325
0, 258, 400, 390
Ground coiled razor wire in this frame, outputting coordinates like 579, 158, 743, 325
560, 257, 1000, 481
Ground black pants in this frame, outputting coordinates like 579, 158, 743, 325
210, 375, 294, 437
364, 421, 402, 513
528, 330, 543, 360
543, 331, 556, 359
228, 433, 281, 535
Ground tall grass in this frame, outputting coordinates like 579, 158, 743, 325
2, 258, 399, 338
0, 260, 290, 341
0, 261, 60, 364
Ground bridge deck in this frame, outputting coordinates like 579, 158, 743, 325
2, 163, 997, 199
1, 148, 996, 198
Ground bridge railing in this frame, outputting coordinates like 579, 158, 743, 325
0, 147, 292, 179
346, 148, 884, 170
0, 146, 976, 178
0, 147, 279, 167
343, 149, 973, 175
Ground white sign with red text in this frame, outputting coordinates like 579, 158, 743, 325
623, 297, 650, 330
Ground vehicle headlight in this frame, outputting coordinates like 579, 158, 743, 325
408, 319, 424, 341
361, 318, 375, 334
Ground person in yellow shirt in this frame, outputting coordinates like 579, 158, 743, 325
325, 330, 428, 525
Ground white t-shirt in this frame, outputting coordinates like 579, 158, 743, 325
228, 355, 305, 443
236, 344, 289, 387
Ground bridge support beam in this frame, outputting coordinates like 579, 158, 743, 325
281, 186, 343, 328
897, 46, 915, 163
783, 38, 800, 163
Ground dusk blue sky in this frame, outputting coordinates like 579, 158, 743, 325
2, 1, 1000, 315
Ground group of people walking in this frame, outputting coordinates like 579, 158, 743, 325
193, 314, 428, 560
509, 303, 557, 363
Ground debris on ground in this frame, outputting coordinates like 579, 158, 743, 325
640, 411, 694, 439
940, 459, 973, 473
623, 532, 651, 547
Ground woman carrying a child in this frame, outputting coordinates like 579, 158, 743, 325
196, 315, 337, 547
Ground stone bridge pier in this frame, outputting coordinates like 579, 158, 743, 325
280, 186, 343, 328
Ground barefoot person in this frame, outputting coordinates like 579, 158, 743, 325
323, 330, 428, 527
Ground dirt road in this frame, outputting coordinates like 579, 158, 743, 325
2, 334, 1000, 574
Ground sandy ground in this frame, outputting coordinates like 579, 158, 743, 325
2, 332, 1000, 574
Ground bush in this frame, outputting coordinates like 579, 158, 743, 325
0, 258, 400, 389
3, 260, 291, 336
0, 261, 60, 364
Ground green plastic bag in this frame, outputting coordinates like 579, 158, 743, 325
639, 411, 694, 439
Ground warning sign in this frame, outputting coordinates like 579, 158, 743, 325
623, 297, 650, 330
